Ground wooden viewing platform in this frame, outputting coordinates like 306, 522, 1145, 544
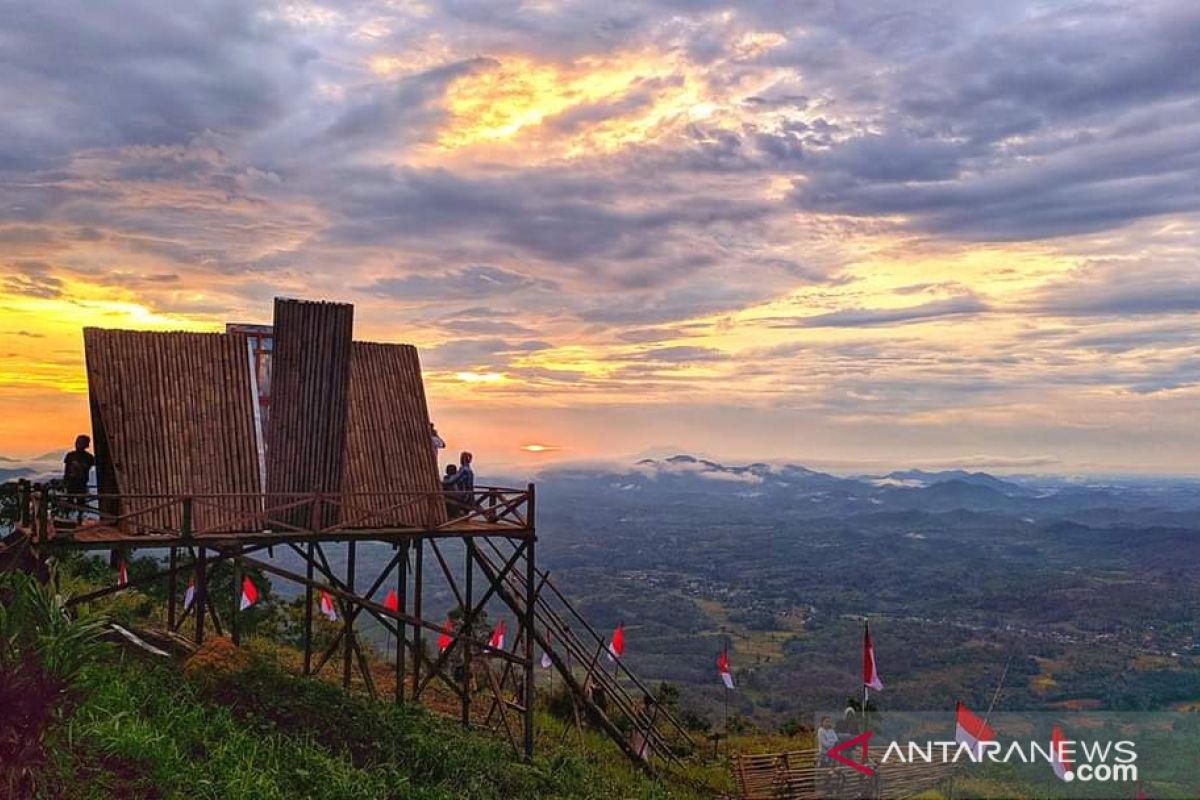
1, 296, 697, 772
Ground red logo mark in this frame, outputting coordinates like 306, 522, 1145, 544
827, 730, 874, 776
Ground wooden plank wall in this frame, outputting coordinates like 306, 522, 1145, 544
342, 342, 446, 528
265, 298, 354, 527
83, 328, 261, 532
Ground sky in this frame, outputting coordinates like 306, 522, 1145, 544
1, 0, 1198, 475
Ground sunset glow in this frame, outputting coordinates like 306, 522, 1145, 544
2, 2, 1198, 474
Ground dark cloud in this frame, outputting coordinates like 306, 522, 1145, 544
0, 0, 313, 162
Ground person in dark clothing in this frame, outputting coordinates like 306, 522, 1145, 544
444, 451, 475, 516
442, 464, 462, 518
63, 434, 95, 521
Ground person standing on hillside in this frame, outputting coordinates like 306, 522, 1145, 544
62, 434, 95, 521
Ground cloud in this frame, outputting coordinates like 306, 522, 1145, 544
360, 265, 555, 301
3, 261, 63, 299
768, 296, 990, 328
1025, 259, 1200, 317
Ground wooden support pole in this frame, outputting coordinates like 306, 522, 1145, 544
413, 537, 423, 696
524, 516, 537, 760
396, 539, 408, 704
303, 542, 315, 675
463, 537, 474, 728
167, 547, 178, 630
231, 550, 242, 646
194, 546, 207, 645
343, 540, 356, 689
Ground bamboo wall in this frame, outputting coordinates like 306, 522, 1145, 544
83, 328, 261, 532
82, 297, 446, 535
265, 299, 354, 527
342, 341, 446, 527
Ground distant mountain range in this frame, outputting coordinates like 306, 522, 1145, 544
530, 454, 1200, 522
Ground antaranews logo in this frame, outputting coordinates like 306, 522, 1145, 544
877, 736, 1139, 784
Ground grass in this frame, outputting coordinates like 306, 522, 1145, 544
39, 647, 703, 800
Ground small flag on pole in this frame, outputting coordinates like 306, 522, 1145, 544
383, 589, 399, 612
863, 622, 884, 692
954, 701, 995, 760
319, 590, 338, 622
717, 647, 735, 689
607, 622, 624, 661
488, 619, 506, 650
183, 577, 195, 610
116, 560, 128, 587
1050, 724, 1073, 782
239, 576, 258, 610
437, 618, 453, 653
540, 631, 553, 669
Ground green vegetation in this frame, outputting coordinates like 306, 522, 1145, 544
1, 560, 711, 800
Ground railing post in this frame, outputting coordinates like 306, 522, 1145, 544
35, 488, 48, 543
181, 496, 193, 541
310, 492, 322, 533
17, 479, 30, 528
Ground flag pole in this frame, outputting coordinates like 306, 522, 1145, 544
723, 644, 730, 740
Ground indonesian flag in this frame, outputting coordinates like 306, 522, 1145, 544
717, 647, 735, 689
383, 589, 399, 612
955, 701, 995, 759
488, 619, 506, 650
607, 622, 625, 661
239, 576, 258, 610
863, 622, 883, 691
319, 590, 338, 622
116, 560, 128, 587
437, 618, 453, 653
540, 632, 553, 669
183, 577, 195, 610
1050, 724, 1073, 781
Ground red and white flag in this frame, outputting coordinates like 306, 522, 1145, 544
117, 560, 128, 587
1050, 724, 1073, 781
239, 576, 258, 611
437, 618, 453, 653
717, 647, 735, 689
540, 632, 553, 669
955, 701, 995, 759
383, 589, 399, 612
183, 577, 195, 610
607, 622, 625, 661
488, 619, 506, 650
863, 622, 884, 692
319, 591, 338, 622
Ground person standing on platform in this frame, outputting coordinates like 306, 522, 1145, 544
431, 423, 446, 454
62, 434, 95, 521
445, 451, 475, 514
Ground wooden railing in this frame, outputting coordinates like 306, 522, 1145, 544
16, 480, 533, 542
